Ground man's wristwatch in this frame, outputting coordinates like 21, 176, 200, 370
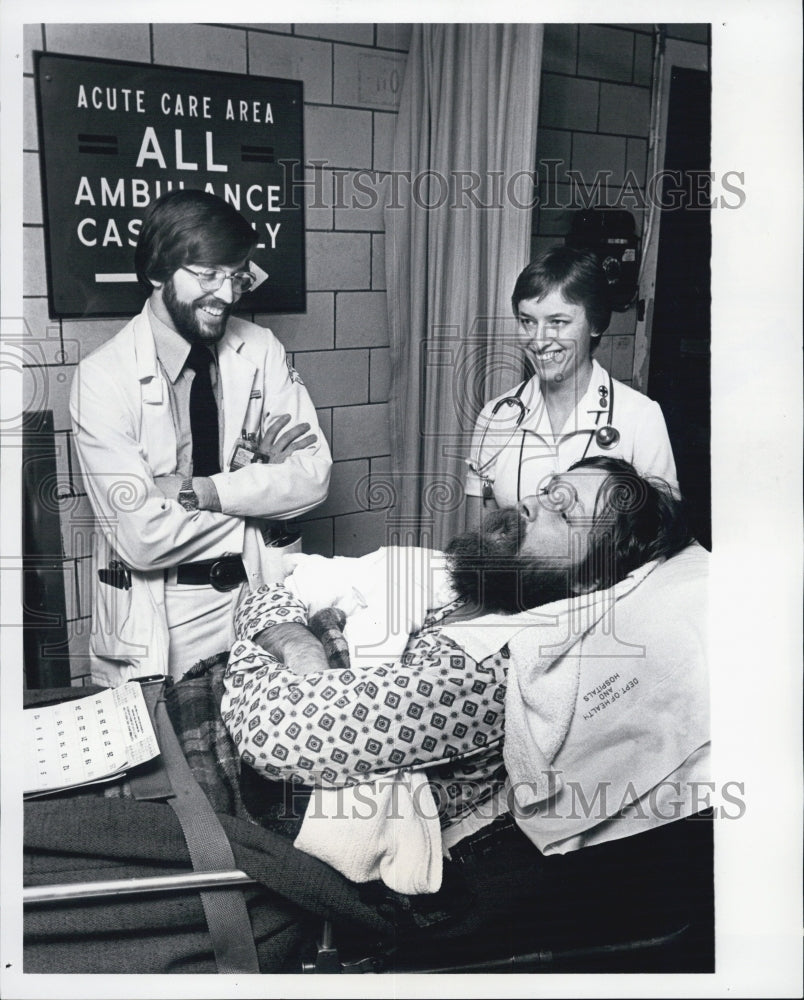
177, 477, 199, 511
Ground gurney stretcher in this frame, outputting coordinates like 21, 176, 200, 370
23, 662, 414, 973
23, 664, 713, 975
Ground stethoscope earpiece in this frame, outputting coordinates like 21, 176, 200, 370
491, 395, 528, 422
471, 382, 530, 482
472, 372, 621, 500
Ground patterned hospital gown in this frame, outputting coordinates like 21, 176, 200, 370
221, 584, 510, 829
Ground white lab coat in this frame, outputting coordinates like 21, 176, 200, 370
466, 359, 678, 507
70, 305, 332, 685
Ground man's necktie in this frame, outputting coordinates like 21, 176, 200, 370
186, 343, 221, 476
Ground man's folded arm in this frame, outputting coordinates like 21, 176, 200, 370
209, 445, 331, 520
221, 585, 507, 786
212, 338, 332, 519
70, 364, 242, 571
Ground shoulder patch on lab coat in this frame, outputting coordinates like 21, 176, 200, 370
286, 358, 304, 385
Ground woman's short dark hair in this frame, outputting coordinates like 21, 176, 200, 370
568, 456, 693, 591
134, 189, 258, 290
511, 246, 612, 339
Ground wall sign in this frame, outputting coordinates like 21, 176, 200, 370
34, 52, 305, 318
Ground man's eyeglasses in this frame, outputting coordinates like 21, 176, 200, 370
180, 265, 258, 294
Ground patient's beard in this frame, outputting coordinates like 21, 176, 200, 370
446, 508, 574, 614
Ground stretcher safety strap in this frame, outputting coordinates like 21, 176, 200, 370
147, 686, 260, 974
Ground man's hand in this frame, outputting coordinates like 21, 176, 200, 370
193, 477, 221, 512
253, 622, 329, 675
257, 414, 317, 464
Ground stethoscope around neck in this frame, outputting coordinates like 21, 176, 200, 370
471, 372, 621, 500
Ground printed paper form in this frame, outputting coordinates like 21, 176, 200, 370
24, 682, 160, 796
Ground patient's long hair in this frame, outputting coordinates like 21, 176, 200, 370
569, 456, 693, 592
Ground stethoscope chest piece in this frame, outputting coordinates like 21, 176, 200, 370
595, 424, 620, 449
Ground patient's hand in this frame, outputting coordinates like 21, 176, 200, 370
253, 622, 329, 675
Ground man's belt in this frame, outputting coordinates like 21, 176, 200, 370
99, 520, 300, 592
174, 555, 247, 591
98, 556, 247, 591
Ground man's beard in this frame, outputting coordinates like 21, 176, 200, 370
163, 277, 232, 345
446, 507, 574, 613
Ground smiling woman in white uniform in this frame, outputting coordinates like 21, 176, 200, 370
465, 247, 677, 523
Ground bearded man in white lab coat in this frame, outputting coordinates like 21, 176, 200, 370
70, 189, 331, 685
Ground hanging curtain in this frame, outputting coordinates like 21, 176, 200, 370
385, 23, 544, 550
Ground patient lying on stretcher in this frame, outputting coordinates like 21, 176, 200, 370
221, 457, 710, 891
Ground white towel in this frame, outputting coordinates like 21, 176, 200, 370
503, 565, 656, 808
506, 545, 711, 854
443, 563, 658, 809
283, 547, 455, 668
293, 772, 443, 894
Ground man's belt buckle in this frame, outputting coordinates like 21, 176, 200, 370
209, 558, 245, 592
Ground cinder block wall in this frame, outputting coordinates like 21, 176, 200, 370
22, 22, 709, 683
531, 23, 710, 384
22, 22, 410, 683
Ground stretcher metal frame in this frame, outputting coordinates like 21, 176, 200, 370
23, 868, 254, 906
23, 871, 693, 975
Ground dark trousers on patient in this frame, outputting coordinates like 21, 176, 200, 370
342, 810, 715, 973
